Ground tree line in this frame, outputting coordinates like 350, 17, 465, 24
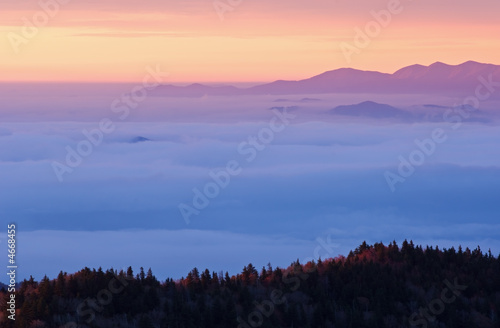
1, 240, 499, 327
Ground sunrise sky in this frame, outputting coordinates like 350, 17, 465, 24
1, 0, 499, 83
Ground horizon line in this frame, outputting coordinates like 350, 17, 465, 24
0, 60, 496, 85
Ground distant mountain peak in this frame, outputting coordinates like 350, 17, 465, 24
429, 61, 448, 67
392, 64, 427, 79
154, 61, 500, 97
330, 101, 412, 120
461, 60, 482, 66
358, 100, 381, 106
130, 136, 151, 143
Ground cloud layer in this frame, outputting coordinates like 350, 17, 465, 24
0, 90, 499, 282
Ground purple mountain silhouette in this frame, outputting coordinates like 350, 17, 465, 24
154, 61, 500, 97
330, 101, 412, 119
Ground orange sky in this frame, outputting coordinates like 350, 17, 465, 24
1, 0, 499, 83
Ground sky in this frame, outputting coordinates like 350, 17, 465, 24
0, 0, 499, 283
1, 0, 500, 82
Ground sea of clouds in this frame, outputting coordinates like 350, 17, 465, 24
0, 85, 499, 281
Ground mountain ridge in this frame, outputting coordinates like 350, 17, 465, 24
330, 100, 412, 119
154, 61, 500, 97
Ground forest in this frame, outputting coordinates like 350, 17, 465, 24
1, 240, 499, 328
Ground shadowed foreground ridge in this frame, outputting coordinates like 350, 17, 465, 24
1, 241, 499, 328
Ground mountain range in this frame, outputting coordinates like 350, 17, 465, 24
153, 61, 500, 97
328, 101, 492, 123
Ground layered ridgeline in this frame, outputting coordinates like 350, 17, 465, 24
1, 241, 499, 328
153, 61, 500, 97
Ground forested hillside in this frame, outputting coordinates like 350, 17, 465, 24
1, 241, 499, 328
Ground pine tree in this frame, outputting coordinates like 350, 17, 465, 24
139, 267, 146, 282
